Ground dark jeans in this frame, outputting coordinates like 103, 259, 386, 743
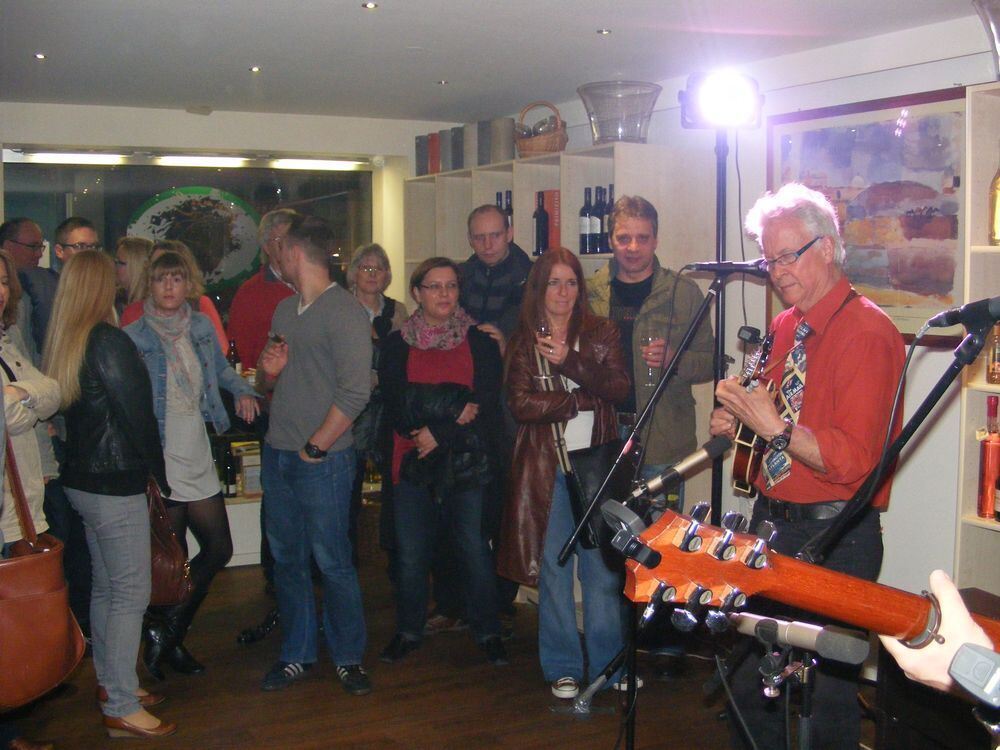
728, 505, 883, 750
42, 477, 92, 636
392, 480, 500, 642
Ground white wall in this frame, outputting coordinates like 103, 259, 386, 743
549, 15, 992, 595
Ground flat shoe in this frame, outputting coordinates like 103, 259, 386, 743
551, 676, 579, 699
103, 714, 177, 739
96, 685, 166, 707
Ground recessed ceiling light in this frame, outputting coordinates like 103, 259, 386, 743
34, 52, 46, 60
271, 158, 367, 171
29, 153, 126, 165
362, 2, 378, 8
156, 156, 248, 168
249, 65, 261, 73
596, 28, 612, 35
437, 80, 448, 85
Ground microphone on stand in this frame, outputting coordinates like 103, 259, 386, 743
685, 259, 770, 279
926, 295, 1000, 329
729, 612, 871, 665
630, 436, 732, 500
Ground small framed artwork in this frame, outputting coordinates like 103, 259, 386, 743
768, 87, 966, 345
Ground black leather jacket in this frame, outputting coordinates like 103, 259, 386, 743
61, 323, 169, 496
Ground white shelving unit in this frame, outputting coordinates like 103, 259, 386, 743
955, 82, 1000, 593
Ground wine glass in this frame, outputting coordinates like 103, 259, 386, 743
536, 322, 552, 340
640, 335, 657, 386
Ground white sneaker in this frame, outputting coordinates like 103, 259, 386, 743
612, 675, 645, 691
551, 676, 580, 699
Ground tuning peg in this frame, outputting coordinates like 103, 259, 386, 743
640, 580, 676, 627
722, 511, 748, 533
690, 502, 710, 523
679, 520, 703, 553
704, 609, 729, 634
670, 585, 712, 633
756, 520, 776, 544
711, 529, 736, 561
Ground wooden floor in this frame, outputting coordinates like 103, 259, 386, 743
11, 542, 874, 749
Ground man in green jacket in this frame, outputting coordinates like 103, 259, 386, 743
587, 195, 714, 505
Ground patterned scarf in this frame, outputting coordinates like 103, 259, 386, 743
142, 297, 199, 401
400, 305, 475, 351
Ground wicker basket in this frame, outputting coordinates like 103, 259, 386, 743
516, 101, 569, 158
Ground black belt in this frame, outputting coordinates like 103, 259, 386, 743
760, 496, 848, 522
617, 412, 637, 427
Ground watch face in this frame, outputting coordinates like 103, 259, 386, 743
769, 434, 790, 452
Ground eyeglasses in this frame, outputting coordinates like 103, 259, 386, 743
359, 265, 385, 274
419, 282, 459, 294
7, 239, 45, 252
114, 259, 127, 267
60, 242, 102, 252
761, 236, 822, 273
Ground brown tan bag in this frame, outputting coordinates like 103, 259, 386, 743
147, 479, 193, 607
0, 438, 85, 711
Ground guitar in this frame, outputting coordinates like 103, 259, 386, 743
622, 506, 1000, 648
731, 332, 775, 497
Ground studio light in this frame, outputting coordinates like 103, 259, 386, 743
679, 70, 763, 130
27, 152, 126, 165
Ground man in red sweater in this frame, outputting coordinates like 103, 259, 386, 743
227, 209, 298, 370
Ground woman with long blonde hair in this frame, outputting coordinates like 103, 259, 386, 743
44, 250, 176, 739
114, 236, 153, 312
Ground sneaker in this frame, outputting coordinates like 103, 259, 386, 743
380, 634, 421, 663
551, 676, 579, 699
480, 636, 508, 666
423, 613, 469, 635
336, 664, 372, 696
612, 675, 645, 692
261, 661, 312, 691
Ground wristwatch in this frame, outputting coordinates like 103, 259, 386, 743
303, 441, 328, 459
767, 419, 794, 452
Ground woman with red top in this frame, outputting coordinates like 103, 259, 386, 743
376, 257, 507, 667
119, 241, 226, 353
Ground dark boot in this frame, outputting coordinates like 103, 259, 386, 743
142, 620, 174, 681
164, 642, 204, 674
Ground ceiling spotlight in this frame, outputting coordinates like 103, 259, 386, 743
362, 2, 378, 8
596, 28, 612, 35
249, 65, 261, 73
437, 80, 448, 85
679, 70, 763, 129
34, 52, 46, 60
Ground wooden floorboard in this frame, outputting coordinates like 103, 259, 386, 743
11, 542, 874, 749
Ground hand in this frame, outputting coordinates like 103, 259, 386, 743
456, 402, 479, 425
236, 394, 260, 423
3, 384, 28, 403
715, 376, 784, 440
710, 406, 738, 440
535, 332, 569, 366
477, 323, 506, 356
259, 339, 289, 380
410, 426, 438, 458
298, 447, 324, 464
879, 570, 994, 693
641, 337, 670, 370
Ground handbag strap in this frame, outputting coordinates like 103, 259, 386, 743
533, 347, 573, 474
5, 437, 37, 544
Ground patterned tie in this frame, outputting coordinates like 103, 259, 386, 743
762, 320, 810, 489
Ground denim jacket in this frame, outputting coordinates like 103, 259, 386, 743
124, 310, 255, 442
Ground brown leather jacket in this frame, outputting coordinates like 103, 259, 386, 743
497, 316, 630, 586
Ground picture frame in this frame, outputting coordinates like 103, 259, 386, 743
767, 87, 966, 345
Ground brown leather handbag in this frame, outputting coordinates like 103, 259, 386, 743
147, 479, 193, 607
0, 438, 86, 711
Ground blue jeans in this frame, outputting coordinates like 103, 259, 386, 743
262, 445, 366, 666
538, 469, 626, 683
392, 479, 500, 642
65, 489, 149, 718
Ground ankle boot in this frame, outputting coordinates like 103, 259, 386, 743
165, 641, 205, 674
142, 621, 174, 681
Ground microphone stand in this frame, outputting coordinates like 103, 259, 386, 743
798, 323, 991, 565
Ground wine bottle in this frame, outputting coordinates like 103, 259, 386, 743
532, 191, 549, 256
989, 323, 1000, 385
579, 187, 593, 255
227, 338, 242, 375
604, 183, 615, 251
982, 395, 1000, 518
223, 443, 237, 498
495, 191, 503, 212
504, 190, 513, 230
990, 142, 1000, 246
592, 187, 605, 253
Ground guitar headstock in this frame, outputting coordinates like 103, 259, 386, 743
623, 503, 777, 620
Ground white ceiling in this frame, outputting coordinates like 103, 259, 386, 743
0, 0, 981, 122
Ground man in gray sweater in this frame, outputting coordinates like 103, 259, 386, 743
256, 215, 373, 696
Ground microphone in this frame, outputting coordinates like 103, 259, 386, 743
730, 612, 870, 665
926, 295, 1000, 329
686, 259, 769, 279
630, 436, 731, 499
